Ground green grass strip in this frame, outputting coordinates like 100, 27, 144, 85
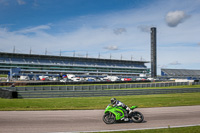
0, 74, 7, 77
0, 92, 200, 111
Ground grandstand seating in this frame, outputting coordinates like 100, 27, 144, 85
0, 52, 149, 76
161, 69, 200, 77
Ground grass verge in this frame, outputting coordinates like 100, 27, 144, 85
98, 126, 200, 133
0, 92, 200, 111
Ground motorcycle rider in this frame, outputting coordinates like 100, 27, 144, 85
110, 98, 132, 121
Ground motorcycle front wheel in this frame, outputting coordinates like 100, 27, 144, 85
131, 111, 144, 123
102, 113, 116, 124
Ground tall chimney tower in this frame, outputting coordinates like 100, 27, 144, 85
151, 27, 157, 78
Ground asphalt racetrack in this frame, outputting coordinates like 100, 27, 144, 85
0, 106, 200, 133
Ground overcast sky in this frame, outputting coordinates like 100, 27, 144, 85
0, 0, 200, 74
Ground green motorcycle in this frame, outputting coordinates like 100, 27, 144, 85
103, 104, 144, 124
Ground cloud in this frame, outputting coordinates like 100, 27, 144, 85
137, 25, 151, 33
16, 25, 51, 34
104, 45, 119, 50
158, 64, 168, 68
33, 0, 39, 7
165, 10, 190, 27
0, 0, 9, 6
169, 61, 181, 65
17, 0, 26, 5
113, 28, 127, 35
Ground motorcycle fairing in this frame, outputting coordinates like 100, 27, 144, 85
104, 105, 125, 120
130, 106, 137, 109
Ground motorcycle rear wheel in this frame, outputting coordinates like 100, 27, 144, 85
102, 113, 116, 124
131, 111, 144, 123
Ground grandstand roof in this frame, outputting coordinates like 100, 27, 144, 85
0, 52, 149, 64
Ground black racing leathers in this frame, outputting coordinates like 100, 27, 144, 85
112, 100, 131, 118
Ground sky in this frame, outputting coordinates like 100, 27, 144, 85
0, 0, 200, 75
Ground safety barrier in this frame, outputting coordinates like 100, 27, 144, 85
1, 81, 200, 98
4, 81, 200, 92
0, 88, 18, 99
15, 88, 200, 98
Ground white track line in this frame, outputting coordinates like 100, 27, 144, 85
50, 124, 200, 133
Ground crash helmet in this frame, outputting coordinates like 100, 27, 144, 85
111, 98, 117, 104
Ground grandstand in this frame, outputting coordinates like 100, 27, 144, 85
161, 68, 200, 78
0, 52, 150, 77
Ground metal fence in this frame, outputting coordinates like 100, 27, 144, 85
5, 81, 200, 92
14, 88, 200, 98
2, 81, 200, 98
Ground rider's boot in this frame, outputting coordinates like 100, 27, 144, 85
124, 118, 129, 121
121, 117, 129, 121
